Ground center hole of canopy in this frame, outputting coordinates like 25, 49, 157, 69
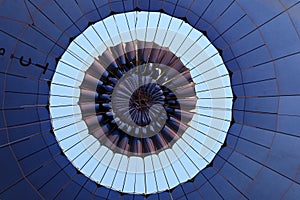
129, 83, 165, 126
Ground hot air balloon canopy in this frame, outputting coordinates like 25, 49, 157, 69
1, 1, 300, 199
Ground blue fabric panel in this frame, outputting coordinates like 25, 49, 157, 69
235, 137, 269, 163
73, 173, 89, 186
221, 16, 255, 46
133, 194, 146, 200
146, 193, 159, 200
244, 112, 277, 130
219, 146, 234, 160
56, 181, 82, 200
0, 1, 32, 24
212, 2, 245, 36
261, 13, 300, 58
202, 0, 234, 24
62, 164, 77, 180
193, 172, 207, 190
42, 131, 57, 147
244, 79, 278, 97
38, 170, 71, 199
225, 134, 239, 149
199, 182, 223, 200
233, 98, 245, 110
241, 63, 275, 83
149, 0, 163, 11
75, 0, 101, 22
171, 185, 185, 199
278, 115, 300, 136
110, 1, 126, 13
246, 167, 291, 199
122, 193, 134, 200
175, 0, 194, 18
0, 146, 23, 191
245, 97, 278, 113
279, 96, 300, 116
30, 1, 80, 37
0, 179, 41, 200
5, 74, 39, 93
288, 4, 300, 34
283, 183, 300, 200
188, 0, 213, 19
236, 46, 271, 69
176, 195, 188, 200
4, 92, 37, 108
266, 134, 300, 181
84, 178, 97, 193
181, 181, 196, 196
56, 1, 85, 22
0, 130, 8, 146
186, 190, 201, 199
223, 55, 240, 72
202, 168, 219, 180
137, 0, 150, 10
240, 125, 275, 148
231, 71, 243, 85
7, 122, 39, 142
227, 123, 243, 139
0, 32, 20, 69
230, 31, 265, 63
76, 188, 94, 200
281, 0, 300, 8
28, 160, 63, 190
210, 173, 243, 199
232, 85, 244, 97
123, 0, 136, 12
237, 0, 284, 26
162, 1, 177, 16
20, 147, 52, 174
228, 151, 261, 179
233, 110, 244, 124
219, 161, 252, 192
158, 192, 172, 200
4, 109, 39, 127
275, 54, 300, 95
95, 186, 110, 198
97, 3, 112, 20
